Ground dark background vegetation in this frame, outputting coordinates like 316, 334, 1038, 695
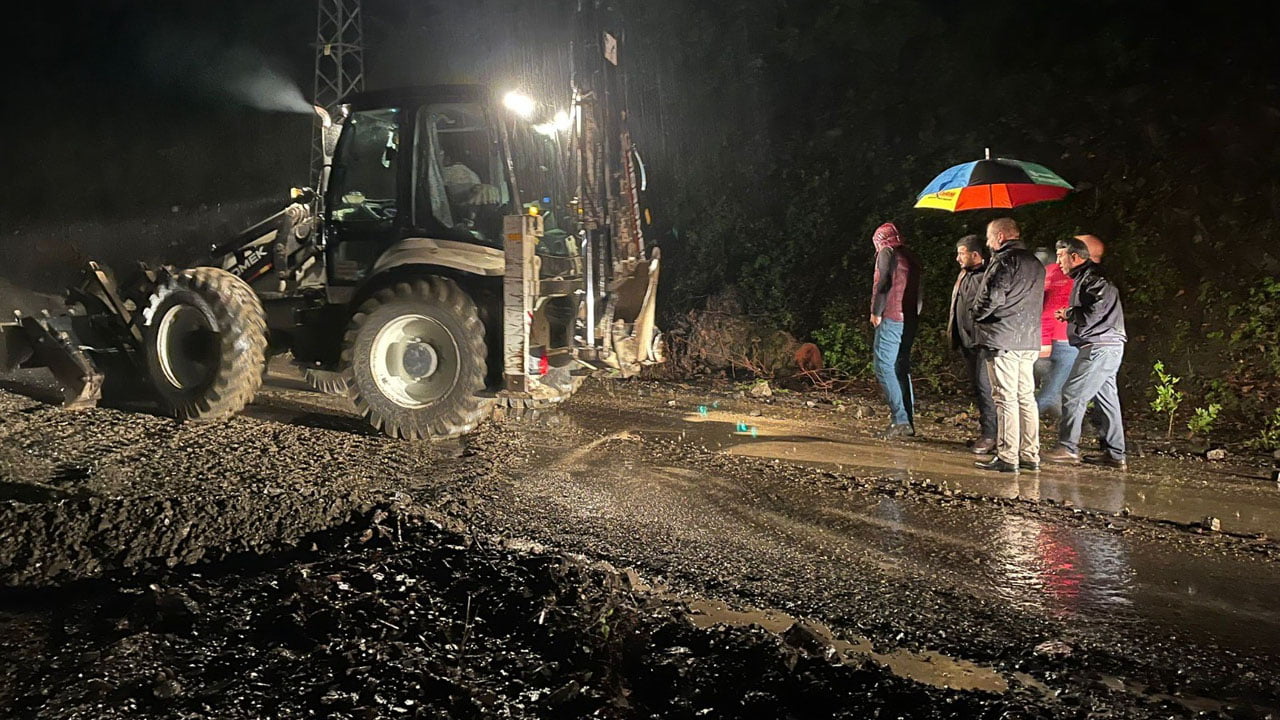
2, 0, 1278, 441
625, 0, 1280, 443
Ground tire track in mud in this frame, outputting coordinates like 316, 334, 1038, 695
0, 386, 484, 587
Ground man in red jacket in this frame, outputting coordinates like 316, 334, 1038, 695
869, 222, 922, 438
1034, 249, 1079, 419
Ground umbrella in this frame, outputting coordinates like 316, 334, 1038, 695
915, 150, 1073, 212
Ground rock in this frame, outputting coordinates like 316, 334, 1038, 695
1273, 449, 1280, 461
546, 680, 582, 704
152, 676, 183, 696
1202, 516, 1222, 532
853, 406, 866, 419
86, 678, 116, 697
749, 381, 773, 398
667, 400, 677, 407
781, 621, 830, 656
1033, 640, 1073, 657
1205, 448, 1228, 461
805, 400, 817, 408
749, 410, 762, 417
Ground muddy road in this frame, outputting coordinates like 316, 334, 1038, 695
2, 366, 1279, 718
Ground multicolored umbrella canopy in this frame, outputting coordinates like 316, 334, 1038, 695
915, 155, 1073, 212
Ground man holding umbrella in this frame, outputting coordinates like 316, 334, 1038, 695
971, 218, 1045, 473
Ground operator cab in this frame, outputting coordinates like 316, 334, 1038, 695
323, 85, 519, 284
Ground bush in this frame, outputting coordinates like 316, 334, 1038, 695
1149, 361, 1184, 438
1246, 408, 1280, 452
661, 290, 798, 379
812, 312, 874, 379
1227, 277, 1280, 383
1187, 403, 1221, 438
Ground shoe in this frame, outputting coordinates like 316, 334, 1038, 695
879, 423, 915, 439
975, 457, 1019, 473
1083, 454, 1127, 471
1043, 446, 1081, 464
970, 437, 996, 455
1019, 460, 1041, 472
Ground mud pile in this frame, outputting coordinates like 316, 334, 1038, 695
0, 508, 1087, 720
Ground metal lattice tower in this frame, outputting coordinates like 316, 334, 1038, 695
312, 0, 366, 184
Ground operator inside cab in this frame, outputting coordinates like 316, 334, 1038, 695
419, 104, 508, 243
441, 149, 502, 210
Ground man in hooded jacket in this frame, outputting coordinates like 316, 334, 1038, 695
868, 222, 922, 438
971, 218, 1045, 473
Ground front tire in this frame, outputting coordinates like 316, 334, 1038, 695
342, 277, 491, 440
142, 267, 267, 420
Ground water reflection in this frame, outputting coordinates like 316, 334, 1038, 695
992, 513, 1134, 617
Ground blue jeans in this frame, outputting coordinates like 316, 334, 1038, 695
873, 318, 916, 426
1058, 344, 1126, 460
1035, 340, 1079, 417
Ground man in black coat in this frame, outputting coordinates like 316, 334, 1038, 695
970, 218, 1045, 473
948, 234, 996, 453
1044, 236, 1129, 469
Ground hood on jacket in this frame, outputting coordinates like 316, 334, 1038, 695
872, 222, 903, 251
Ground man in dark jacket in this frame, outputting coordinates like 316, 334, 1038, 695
948, 234, 996, 453
1044, 237, 1129, 469
868, 222, 922, 438
970, 218, 1045, 473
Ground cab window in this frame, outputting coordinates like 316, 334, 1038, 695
329, 108, 401, 228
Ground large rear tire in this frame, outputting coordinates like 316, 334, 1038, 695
142, 267, 267, 420
342, 277, 491, 440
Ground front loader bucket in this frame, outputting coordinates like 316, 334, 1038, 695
2, 314, 104, 408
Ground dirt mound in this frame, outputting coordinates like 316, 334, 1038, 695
0, 512, 1049, 719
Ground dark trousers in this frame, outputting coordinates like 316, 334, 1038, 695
961, 345, 997, 439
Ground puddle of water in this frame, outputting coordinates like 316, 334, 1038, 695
542, 423, 1280, 654
653, 410, 1280, 537
685, 597, 1010, 693
679, 592, 1256, 714
816, 493, 1280, 650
